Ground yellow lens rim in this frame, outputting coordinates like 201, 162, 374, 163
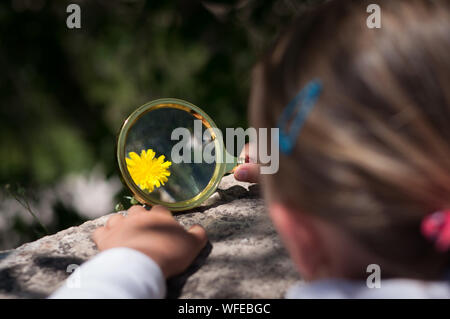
116, 98, 237, 211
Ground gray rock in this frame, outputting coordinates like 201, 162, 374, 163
0, 175, 300, 298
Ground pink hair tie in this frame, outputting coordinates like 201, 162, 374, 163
421, 210, 450, 252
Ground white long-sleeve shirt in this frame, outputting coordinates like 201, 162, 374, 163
50, 247, 450, 299
50, 247, 166, 299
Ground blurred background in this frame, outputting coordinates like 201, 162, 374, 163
0, 0, 320, 250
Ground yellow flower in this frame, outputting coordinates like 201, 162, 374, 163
126, 149, 172, 193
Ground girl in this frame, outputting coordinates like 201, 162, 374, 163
51, 0, 450, 298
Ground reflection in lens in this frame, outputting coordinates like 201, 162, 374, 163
124, 107, 216, 203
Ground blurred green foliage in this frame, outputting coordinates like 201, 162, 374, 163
1, 0, 323, 189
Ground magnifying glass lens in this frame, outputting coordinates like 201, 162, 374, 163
124, 107, 216, 203
117, 99, 238, 211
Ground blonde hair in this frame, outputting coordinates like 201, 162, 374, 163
251, 0, 450, 279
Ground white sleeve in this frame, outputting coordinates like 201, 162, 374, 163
49, 247, 166, 299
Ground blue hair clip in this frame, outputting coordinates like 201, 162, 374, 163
277, 79, 322, 155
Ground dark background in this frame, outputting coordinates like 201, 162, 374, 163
0, 0, 320, 249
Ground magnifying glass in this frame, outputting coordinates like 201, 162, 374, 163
116, 98, 242, 211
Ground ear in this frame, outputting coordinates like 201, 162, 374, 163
269, 202, 328, 280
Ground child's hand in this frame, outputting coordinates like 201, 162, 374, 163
234, 143, 260, 183
92, 205, 208, 278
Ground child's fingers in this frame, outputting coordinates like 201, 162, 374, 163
239, 143, 258, 163
234, 163, 260, 183
105, 214, 125, 228
188, 224, 208, 248
151, 205, 172, 217
128, 205, 171, 218
127, 205, 146, 216
92, 226, 107, 244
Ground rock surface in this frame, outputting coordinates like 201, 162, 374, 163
0, 175, 300, 298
